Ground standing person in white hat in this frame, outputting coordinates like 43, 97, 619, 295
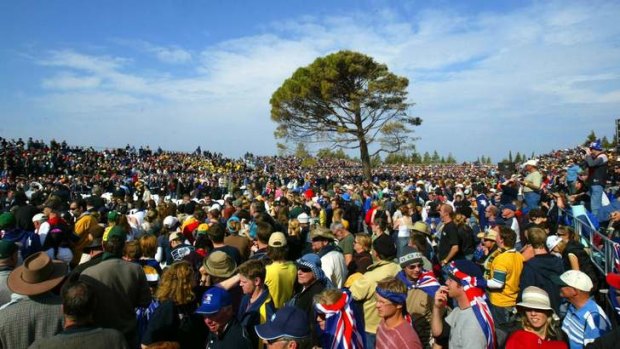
521, 159, 542, 212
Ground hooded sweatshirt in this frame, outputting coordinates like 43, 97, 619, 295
519, 254, 565, 313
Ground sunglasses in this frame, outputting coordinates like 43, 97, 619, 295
298, 266, 313, 273
406, 263, 423, 270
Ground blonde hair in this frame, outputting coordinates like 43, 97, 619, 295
520, 308, 560, 339
288, 219, 301, 237
314, 288, 343, 306
355, 233, 371, 252
155, 261, 195, 305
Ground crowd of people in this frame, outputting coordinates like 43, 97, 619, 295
0, 136, 619, 349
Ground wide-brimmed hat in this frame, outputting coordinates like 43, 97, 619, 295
477, 230, 497, 241
8, 252, 67, 296
517, 286, 553, 311
410, 221, 430, 235
311, 227, 335, 241
203, 251, 236, 278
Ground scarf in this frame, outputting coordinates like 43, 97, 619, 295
396, 269, 440, 298
444, 262, 496, 349
315, 290, 365, 349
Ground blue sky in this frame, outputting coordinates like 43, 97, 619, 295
1, 0, 619, 162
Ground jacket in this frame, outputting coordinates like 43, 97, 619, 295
519, 254, 565, 313
349, 260, 401, 334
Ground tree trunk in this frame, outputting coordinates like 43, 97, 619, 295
359, 138, 372, 181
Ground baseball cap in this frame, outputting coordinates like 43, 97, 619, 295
255, 305, 310, 340
268, 232, 287, 247
168, 232, 184, 242
31, 213, 47, 223
163, 216, 179, 229
552, 270, 593, 292
196, 287, 232, 315
546, 235, 562, 252
297, 213, 309, 224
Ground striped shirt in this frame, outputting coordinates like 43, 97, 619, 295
562, 299, 611, 349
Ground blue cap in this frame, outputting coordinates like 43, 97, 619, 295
196, 286, 231, 315
341, 193, 351, 202
589, 140, 603, 151
255, 305, 310, 340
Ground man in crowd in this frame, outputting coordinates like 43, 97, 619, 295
28, 280, 128, 349
255, 305, 311, 349
237, 259, 275, 349
350, 234, 400, 348
555, 270, 611, 348
396, 246, 438, 348
432, 260, 495, 349
311, 227, 347, 288
265, 232, 297, 309
520, 159, 542, 212
0, 252, 66, 348
79, 227, 151, 348
438, 203, 461, 266
584, 139, 608, 219
197, 286, 253, 348
486, 226, 523, 333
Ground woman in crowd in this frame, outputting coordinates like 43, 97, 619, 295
505, 286, 566, 349
556, 225, 599, 290
141, 261, 206, 349
345, 233, 373, 287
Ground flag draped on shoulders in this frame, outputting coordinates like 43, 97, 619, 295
315, 290, 365, 349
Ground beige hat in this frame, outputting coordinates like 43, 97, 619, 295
268, 232, 287, 247
410, 221, 430, 235
168, 232, 184, 242
477, 230, 497, 241
203, 251, 237, 278
311, 227, 335, 241
517, 286, 553, 311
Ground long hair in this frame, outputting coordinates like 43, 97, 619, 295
155, 261, 195, 305
520, 308, 560, 340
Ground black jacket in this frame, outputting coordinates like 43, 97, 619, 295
519, 253, 565, 313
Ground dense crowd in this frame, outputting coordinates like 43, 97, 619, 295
0, 136, 619, 349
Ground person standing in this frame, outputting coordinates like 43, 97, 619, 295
521, 160, 543, 212
431, 260, 495, 349
438, 204, 461, 267
583, 140, 608, 220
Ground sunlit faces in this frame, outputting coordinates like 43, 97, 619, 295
375, 293, 401, 318
297, 266, 316, 286
524, 308, 550, 331
404, 262, 423, 280
239, 275, 257, 295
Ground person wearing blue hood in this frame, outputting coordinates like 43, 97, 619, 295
288, 253, 332, 347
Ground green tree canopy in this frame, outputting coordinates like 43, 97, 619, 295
270, 50, 421, 179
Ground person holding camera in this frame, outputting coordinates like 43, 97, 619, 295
583, 140, 608, 220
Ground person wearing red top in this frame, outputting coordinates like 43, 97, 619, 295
505, 286, 567, 349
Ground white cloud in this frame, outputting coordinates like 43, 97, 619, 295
20, 0, 620, 159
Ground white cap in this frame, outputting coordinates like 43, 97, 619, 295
163, 216, 179, 229
556, 270, 593, 292
546, 235, 562, 252
32, 213, 47, 223
297, 213, 309, 224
